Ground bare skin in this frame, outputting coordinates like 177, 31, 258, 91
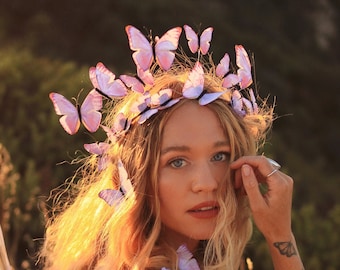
231, 156, 305, 270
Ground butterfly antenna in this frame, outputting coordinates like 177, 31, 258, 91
250, 52, 258, 95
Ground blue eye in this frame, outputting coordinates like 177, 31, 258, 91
169, 158, 186, 168
212, 152, 229, 162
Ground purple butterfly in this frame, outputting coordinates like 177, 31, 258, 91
216, 53, 240, 88
183, 25, 213, 56
101, 112, 131, 143
161, 245, 200, 270
119, 65, 154, 94
130, 92, 158, 124
98, 159, 133, 207
231, 90, 246, 117
242, 89, 258, 115
125, 25, 182, 71
150, 88, 181, 110
84, 142, 109, 171
182, 62, 225, 105
89, 62, 128, 99
49, 89, 102, 135
235, 45, 253, 89
177, 245, 200, 270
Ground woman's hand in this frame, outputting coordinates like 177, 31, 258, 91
230, 156, 305, 270
230, 155, 293, 241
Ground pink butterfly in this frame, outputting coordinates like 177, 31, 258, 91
216, 53, 240, 88
182, 62, 225, 105
125, 25, 182, 71
84, 142, 110, 170
235, 45, 253, 89
49, 89, 102, 135
183, 25, 213, 55
231, 90, 246, 117
101, 112, 131, 143
89, 62, 127, 98
98, 159, 133, 206
161, 245, 200, 270
242, 89, 258, 114
130, 92, 158, 124
177, 245, 200, 270
150, 88, 181, 110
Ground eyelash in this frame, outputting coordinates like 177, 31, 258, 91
169, 158, 187, 168
168, 152, 230, 168
211, 152, 230, 162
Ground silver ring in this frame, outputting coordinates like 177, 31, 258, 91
266, 158, 281, 178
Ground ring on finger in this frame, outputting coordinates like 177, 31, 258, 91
266, 158, 281, 178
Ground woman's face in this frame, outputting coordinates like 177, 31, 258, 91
158, 101, 231, 250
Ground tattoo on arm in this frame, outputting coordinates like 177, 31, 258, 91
273, 241, 297, 257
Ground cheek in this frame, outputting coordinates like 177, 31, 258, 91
158, 177, 180, 204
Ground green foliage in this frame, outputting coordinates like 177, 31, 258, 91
0, 0, 339, 269
293, 204, 340, 270
0, 46, 96, 268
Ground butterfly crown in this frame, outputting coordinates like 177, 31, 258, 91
50, 24, 260, 205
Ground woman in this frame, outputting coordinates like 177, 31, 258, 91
42, 25, 304, 269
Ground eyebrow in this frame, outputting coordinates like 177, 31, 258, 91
160, 145, 190, 155
160, 140, 230, 155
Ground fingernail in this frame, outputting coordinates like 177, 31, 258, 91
242, 164, 251, 176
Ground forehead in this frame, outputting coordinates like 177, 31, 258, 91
161, 101, 227, 147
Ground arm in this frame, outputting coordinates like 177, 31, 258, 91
231, 156, 304, 270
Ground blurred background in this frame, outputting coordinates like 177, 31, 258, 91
0, 0, 339, 269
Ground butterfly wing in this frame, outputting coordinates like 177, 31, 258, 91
80, 90, 103, 133
273, 242, 297, 257
120, 75, 145, 94
199, 92, 225, 106
182, 62, 204, 99
216, 53, 231, 77
183, 25, 199, 54
155, 27, 182, 70
49, 92, 80, 135
177, 245, 200, 270
138, 108, 159, 124
117, 159, 133, 196
222, 74, 240, 88
137, 66, 154, 86
249, 88, 258, 114
84, 142, 109, 155
231, 90, 245, 116
235, 45, 253, 89
90, 62, 127, 98
199, 27, 213, 55
98, 189, 123, 206
90, 62, 115, 89
84, 142, 109, 170
114, 112, 131, 133
126, 25, 153, 71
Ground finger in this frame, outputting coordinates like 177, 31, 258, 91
233, 168, 247, 196
231, 156, 280, 180
241, 164, 266, 209
233, 168, 242, 189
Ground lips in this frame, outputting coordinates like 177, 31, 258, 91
187, 201, 220, 219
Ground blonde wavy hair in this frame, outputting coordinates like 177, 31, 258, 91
39, 56, 273, 269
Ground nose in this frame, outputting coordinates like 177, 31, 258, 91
191, 162, 218, 193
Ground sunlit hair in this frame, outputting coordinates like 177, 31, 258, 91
40, 55, 273, 269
